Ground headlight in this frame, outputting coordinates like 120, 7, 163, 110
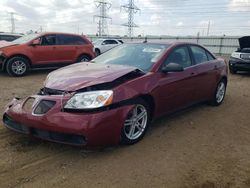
231, 52, 241, 59
64, 90, 113, 109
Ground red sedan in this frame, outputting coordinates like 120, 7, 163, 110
3, 42, 228, 146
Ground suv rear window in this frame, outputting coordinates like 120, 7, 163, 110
57, 35, 86, 45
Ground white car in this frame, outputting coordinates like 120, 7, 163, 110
93, 39, 123, 56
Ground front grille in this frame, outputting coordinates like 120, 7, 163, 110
3, 113, 87, 145
240, 54, 250, 60
33, 100, 56, 115
39, 87, 65, 96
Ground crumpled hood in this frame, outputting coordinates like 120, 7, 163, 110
44, 63, 139, 91
239, 36, 250, 49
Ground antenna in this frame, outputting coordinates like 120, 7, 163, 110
93, 0, 112, 36
121, 0, 140, 37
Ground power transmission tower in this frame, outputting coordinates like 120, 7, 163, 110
93, 0, 112, 36
10, 12, 16, 33
121, 0, 140, 37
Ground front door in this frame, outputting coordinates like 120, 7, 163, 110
30, 35, 58, 65
155, 46, 197, 116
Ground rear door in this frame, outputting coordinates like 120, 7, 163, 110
189, 45, 218, 101
156, 45, 198, 116
55, 35, 81, 63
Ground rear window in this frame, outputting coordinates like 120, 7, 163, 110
57, 35, 87, 45
190, 46, 210, 64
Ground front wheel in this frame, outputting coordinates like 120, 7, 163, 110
6, 56, 29, 77
121, 100, 151, 145
210, 79, 227, 106
229, 68, 237, 74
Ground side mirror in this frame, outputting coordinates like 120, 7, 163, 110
162, 63, 184, 73
31, 39, 40, 46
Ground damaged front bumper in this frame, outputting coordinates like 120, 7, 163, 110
3, 95, 133, 146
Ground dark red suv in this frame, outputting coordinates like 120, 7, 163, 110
0, 32, 95, 76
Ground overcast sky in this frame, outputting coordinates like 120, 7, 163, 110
0, 0, 250, 36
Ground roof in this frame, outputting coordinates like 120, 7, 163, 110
38, 32, 86, 37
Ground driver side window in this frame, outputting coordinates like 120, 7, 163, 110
41, 35, 56, 46
163, 46, 192, 68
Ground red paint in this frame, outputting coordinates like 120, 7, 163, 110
3, 42, 228, 146
1, 32, 95, 67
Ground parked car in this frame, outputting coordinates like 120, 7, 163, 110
0, 33, 22, 42
93, 38, 123, 56
3, 42, 228, 146
229, 36, 250, 74
0, 32, 95, 76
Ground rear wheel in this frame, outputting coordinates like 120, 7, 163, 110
121, 99, 151, 145
77, 55, 90, 62
95, 49, 101, 56
210, 79, 227, 106
6, 56, 30, 77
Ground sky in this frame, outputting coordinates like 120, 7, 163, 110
0, 0, 250, 36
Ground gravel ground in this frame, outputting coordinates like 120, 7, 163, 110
0, 69, 250, 188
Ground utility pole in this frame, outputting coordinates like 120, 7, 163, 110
93, 0, 112, 36
10, 12, 16, 33
207, 20, 210, 36
121, 0, 140, 37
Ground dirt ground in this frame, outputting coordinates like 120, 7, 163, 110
0, 69, 250, 188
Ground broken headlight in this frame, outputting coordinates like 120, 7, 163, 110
64, 90, 113, 110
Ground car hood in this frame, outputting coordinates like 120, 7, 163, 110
0, 41, 18, 49
44, 63, 140, 91
239, 36, 250, 49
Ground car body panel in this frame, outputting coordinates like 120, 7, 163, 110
44, 63, 140, 91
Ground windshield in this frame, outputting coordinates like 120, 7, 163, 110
12, 33, 40, 44
93, 43, 169, 72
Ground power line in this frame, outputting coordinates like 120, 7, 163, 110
93, 0, 112, 36
121, 0, 140, 37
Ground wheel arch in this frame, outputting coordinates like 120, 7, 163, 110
3, 54, 32, 71
77, 53, 92, 62
136, 94, 155, 120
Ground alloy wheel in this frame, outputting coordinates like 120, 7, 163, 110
216, 81, 226, 103
11, 60, 27, 75
124, 104, 148, 140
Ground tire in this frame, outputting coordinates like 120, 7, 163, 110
230, 68, 237, 74
95, 49, 101, 56
210, 79, 227, 106
121, 99, 151, 145
6, 56, 30, 77
77, 55, 91, 62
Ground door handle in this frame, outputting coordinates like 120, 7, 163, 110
191, 72, 195, 75
214, 65, 218, 70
